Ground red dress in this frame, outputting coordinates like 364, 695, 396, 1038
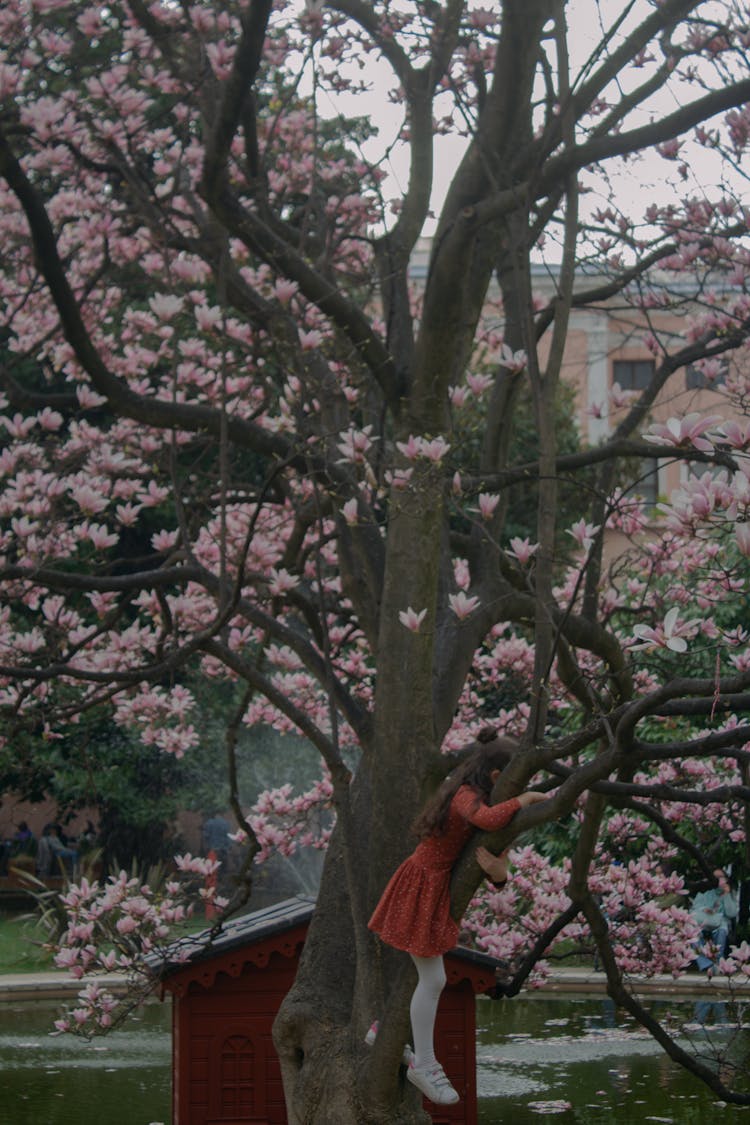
368, 786, 521, 958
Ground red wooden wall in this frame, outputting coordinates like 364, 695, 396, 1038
173, 955, 293, 1124
163, 905, 496, 1125
430, 977, 479, 1125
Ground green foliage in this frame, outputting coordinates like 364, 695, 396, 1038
530, 810, 580, 865
0, 710, 184, 870
1, 674, 326, 875
450, 379, 592, 551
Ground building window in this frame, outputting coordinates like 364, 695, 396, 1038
613, 359, 655, 391
633, 458, 659, 509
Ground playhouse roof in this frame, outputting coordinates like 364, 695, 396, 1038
155, 895, 502, 997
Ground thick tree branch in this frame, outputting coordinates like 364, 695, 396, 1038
203, 186, 401, 405
201, 0, 273, 187
548, 77, 750, 183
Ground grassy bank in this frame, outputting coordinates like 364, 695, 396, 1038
0, 909, 55, 975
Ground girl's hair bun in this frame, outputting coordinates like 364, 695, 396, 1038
476, 725, 498, 744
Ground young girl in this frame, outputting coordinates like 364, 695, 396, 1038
367, 731, 548, 1106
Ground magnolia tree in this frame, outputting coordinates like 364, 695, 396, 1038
1, 0, 750, 1118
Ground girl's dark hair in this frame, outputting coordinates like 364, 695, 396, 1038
412, 729, 518, 840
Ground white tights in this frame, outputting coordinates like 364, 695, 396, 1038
409, 954, 446, 1070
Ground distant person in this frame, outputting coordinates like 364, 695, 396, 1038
42, 823, 78, 877
77, 820, 98, 852
10, 821, 35, 855
691, 868, 738, 972
202, 813, 232, 863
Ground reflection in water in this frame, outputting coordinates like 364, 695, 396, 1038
477, 993, 750, 1124
694, 999, 727, 1025
0, 999, 171, 1125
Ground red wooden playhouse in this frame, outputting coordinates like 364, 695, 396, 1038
158, 895, 501, 1125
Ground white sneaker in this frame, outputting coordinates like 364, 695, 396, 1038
407, 1061, 460, 1105
364, 1020, 414, 1066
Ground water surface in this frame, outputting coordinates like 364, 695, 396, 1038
0, 999, 171, 1125
477, 992, 750, 1123
0, 992, 748, 1123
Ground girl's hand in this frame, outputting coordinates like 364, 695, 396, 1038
518, 790, 547, 808
476, 845, 509, 883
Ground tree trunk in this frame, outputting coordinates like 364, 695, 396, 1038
275, 461, 447, 1123
273, 776, 430, 1124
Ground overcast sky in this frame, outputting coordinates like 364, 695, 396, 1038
302, 1, 741, 241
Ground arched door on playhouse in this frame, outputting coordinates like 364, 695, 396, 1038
185, 1015, 269, 1124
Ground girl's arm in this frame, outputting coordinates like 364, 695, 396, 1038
453, 787, 521, 830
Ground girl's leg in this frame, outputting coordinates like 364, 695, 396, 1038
409, 954, 446, 1070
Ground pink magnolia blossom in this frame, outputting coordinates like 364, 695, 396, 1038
420, 436, 451, 463
384, 468, 413, 490
398, 606, 427, 632
717, 420, 750, 449
37, 407, 64, 431
116, 502, 141, 526
273, 279, 298, 303
195, 304, 222, 331
1, 412, 37, 438
735, 522, 750, 557
508, 537, 538, 565
115, 915, 139, 935
476, 492, 500, 520
657, 139, 682, 159
149, 294, 183, 320
566, 518, 600, 553
643, 413, 722, 453
268, 567, 300, 594
174, 853, 221, 877
396, 434, 422, 461
453, 558, 471, 590
630, 607, 701, 653
469, 8, 497, 30
609, 382, 639, 409
465, 372, 493, 396
337, 425, 374, 464
70, 484, 109, 516
152, 529, 179, 551
299, 328, 324, 350
692, 357, 726, 385
449, 592, 480, 619
497, 343, 527, 373
395, 434, 450, 463
86, 523, 119, 550
138, 481, 170, 507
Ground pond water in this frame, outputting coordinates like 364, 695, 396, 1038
476, 992, 750, 1124
0, 992, 748, 1124
0, 999, 171, 1125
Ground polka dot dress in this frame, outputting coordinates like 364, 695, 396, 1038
368, 786, 521, 958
